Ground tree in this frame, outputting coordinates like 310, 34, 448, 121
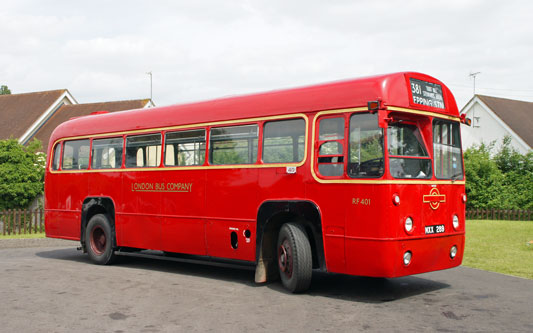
464, 142, 506, 208
464, 137, 533, 209
0, 139, 45, 210
493, 137, 533, 209
0, 85, 11, 95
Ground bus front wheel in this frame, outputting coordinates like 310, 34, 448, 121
85, 214, 116, 265
277, 223, 312, 293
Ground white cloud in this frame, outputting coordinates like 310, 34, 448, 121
1, 0, 532, 109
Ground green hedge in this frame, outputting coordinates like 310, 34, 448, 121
464, 137, 532, 210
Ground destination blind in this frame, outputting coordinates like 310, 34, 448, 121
409, 78, 445, 109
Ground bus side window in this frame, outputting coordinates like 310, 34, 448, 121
263, 118, 305, 163
210, 125, 258, 165
433, 120, 463, 179
62, 139, 90, 170
347, 113, 384, 178
92, 137, 124, 169
317, 117, 345, 177
125, 134, 162, 168
52, 143, 61, 170
165, 129, 206, 166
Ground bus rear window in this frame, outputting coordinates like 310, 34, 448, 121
125, 134, 162, 168
52, 143, 61, 170
62, 139, 90, 170
210, 125, 258, 165
433, 120, 463, 179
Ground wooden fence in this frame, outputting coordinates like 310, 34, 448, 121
0, 209, 45, 235
466, 208, 532, 221
0, 208, 530, 236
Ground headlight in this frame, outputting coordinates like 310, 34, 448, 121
403, 251, 412, 266
450, 245, 458, 259
405, 217, 413, 233
452, 215, 459, 230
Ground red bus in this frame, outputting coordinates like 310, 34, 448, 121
45, 72, 468, 292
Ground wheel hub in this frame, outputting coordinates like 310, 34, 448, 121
90, 226, 106, 255
278, 239, 293, 278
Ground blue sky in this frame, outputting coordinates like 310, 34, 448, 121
1, 0, 532, 109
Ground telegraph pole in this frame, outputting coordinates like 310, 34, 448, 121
469, 71, 481, 95
146, 71, 153, 101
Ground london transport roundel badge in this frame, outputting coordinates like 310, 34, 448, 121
423, 188, 446, 210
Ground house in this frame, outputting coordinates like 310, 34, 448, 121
0, 89, 77, 145
0, 89, 153, 152
33, 99, 153, 151
460, 95, 532, 154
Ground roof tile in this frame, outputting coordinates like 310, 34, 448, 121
34, 99, 151, 151
0, 90, 67, 140
476, 95, 533, 148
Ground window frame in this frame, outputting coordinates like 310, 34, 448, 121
316, 115, 346, 178
347, 112, 385, 179
209, 123, 259, 166
91, 136, 125, 170
164, 128, 207, 167
62, 139, 91, 170
432, 119, 464, 180
387, 121, 432, 179
51, 142, 62, 171
125, 133, 162, 168
262, 118, 306, 164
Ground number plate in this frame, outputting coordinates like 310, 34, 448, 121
425, 224, 445, 234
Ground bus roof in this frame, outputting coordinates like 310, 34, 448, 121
49, 72, 458, 145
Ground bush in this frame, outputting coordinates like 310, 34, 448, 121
0, 139, 45, 210
464, 137, 533, 209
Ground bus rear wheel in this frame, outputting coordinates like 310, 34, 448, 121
85, 214, 116, 265
277, 223, 312, 293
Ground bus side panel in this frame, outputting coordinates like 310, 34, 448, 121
161, 169, 207, 256
46, 172, 88, 240
257, 167, 306, 202
87, 171, 122, 217
205, 169, 258, 261
205, 219, 256, 260
44, 171, 60, 237
119, 171, 162, 249
345, 185, 391, 239
306, 182, 347, 274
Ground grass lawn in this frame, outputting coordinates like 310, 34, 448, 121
463, 219, 533, 279
0, 232, 46, 239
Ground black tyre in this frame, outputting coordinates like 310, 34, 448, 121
277, 223, 312, 293
85, 214, 116, 265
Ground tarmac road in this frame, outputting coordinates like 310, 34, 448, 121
0, 239, 532, 332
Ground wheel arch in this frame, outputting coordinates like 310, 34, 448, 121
254, 200, 324, 283
81, 197, 117, 250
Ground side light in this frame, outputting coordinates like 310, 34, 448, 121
462, 194, 467, 204
367, 100, 381, 112
405, 217, 413, 233
393, 194, 401, 206
450, 245, 458, 259
403, 251, 412, 266
452, 215, 460, 230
